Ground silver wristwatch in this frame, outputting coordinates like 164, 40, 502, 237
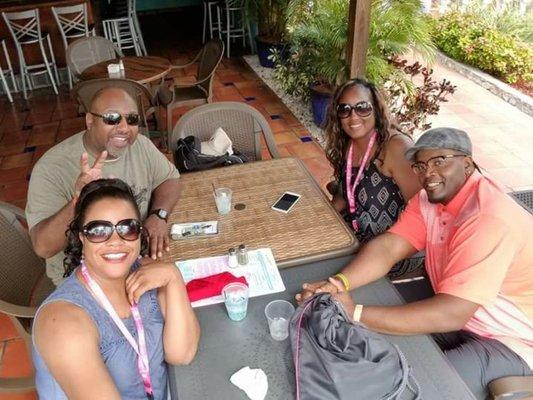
150, 208, 168, 222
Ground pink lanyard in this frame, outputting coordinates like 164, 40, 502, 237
80, 262, 154, 399
345, 131, 377, 231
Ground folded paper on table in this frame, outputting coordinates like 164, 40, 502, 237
176, 248, 285, 308
186, 272, 247, 302
171, 221, 218, 239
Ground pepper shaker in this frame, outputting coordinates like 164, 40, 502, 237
237, 244, 249, 265
228, 247, 238, 268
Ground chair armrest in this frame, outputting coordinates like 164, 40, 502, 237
172, 72, 213, 88
170, 51, 201, 69
0, 299, 37, 318
156, 85, 175, 107
0, 376, 36, 392
326, 181, 339, 196
488, 376, 533, 400
0, 201, 26, 220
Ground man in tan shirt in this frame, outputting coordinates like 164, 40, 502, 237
26, 87, 180, 285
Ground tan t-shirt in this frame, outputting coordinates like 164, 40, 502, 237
26, 131, 180, 285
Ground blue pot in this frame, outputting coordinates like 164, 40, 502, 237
310, 86, 333, 127
255, 37, 287, 68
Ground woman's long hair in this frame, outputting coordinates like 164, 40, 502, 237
324, 78, 394, 181
63, 178, 148, 277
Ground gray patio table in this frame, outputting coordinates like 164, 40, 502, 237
170, 255, 477, 400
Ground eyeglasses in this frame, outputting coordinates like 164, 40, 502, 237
82, 219, 142, 243
90, 111, 141, 126
336, 101, 373, 119
411, 154, 466, 175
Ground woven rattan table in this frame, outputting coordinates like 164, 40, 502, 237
164, 158, 358, 268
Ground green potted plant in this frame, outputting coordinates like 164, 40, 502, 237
245, 0, 291, 67
275, 0, 438, 126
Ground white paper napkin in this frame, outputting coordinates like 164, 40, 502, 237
230, 366, 268, 400
201, 127, 234, 156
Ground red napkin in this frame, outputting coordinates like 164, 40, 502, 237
186, 272, 248, 302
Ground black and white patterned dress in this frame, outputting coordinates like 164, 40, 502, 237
340, 160, 424, 278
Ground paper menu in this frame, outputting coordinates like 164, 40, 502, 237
175, 248, 286, 308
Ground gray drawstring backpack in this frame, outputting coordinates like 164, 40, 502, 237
290, 293, 420, 400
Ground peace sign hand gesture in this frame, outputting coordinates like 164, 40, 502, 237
75, 151, 108, 196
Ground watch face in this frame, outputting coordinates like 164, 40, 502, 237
157, 209, 168, 219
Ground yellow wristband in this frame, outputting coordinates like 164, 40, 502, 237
333, 273, 350, 292
353, 304, 364, 322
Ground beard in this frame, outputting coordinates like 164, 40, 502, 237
105, 135, 131, 159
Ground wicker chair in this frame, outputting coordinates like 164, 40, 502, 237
157, 38, 224, 134
0, 202, 54, 394
71, 78, 160, 134
66, 36, 121, 83
170, 101, 279, 161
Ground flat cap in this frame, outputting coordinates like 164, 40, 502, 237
405, 127, 472, 161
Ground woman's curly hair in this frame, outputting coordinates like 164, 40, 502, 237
324, 78, 395, 182
63, 178, 148, 277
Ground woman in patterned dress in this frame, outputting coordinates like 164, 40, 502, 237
324, 78, 422, 277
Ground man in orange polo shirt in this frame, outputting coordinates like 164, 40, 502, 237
297, 127, 533, 398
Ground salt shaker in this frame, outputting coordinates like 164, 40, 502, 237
237, 244, 249, 265
228, 247, 238, 268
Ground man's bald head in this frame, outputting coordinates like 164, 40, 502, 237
89, 87, 138, 113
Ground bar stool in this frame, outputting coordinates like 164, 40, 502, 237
202, 0, 221, 43
102, 0, 146, 56
2, 9, 59, 99
217, 0, 254, 58
0, 39, 18, 103
52, 3, 95, 89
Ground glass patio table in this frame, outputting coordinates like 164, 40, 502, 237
170, 255, 478, 400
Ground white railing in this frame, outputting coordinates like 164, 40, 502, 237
421, 0, 531, 15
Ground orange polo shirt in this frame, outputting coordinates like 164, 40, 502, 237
389, 172, 533, 367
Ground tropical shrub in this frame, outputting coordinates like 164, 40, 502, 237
276, 0, 435, 91
430, 11, 533, 84
386, 57, 456, 133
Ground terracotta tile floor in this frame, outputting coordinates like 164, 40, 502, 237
1, 7, 532, 396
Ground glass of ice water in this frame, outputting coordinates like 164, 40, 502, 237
214, 187, 232, 215
265, 300, 295, 341
222, 282, 249, 321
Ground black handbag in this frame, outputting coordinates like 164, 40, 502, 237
174, 136, 247, 173
290, 293, 420, 400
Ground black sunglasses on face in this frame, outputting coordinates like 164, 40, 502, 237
336, 101, 374, 119
90, 111, 141, 126
82, 218, 142, 243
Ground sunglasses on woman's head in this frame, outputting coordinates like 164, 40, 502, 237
336, 101, 373, 119
82, 219, 142, 243
90, 111, 141, 126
